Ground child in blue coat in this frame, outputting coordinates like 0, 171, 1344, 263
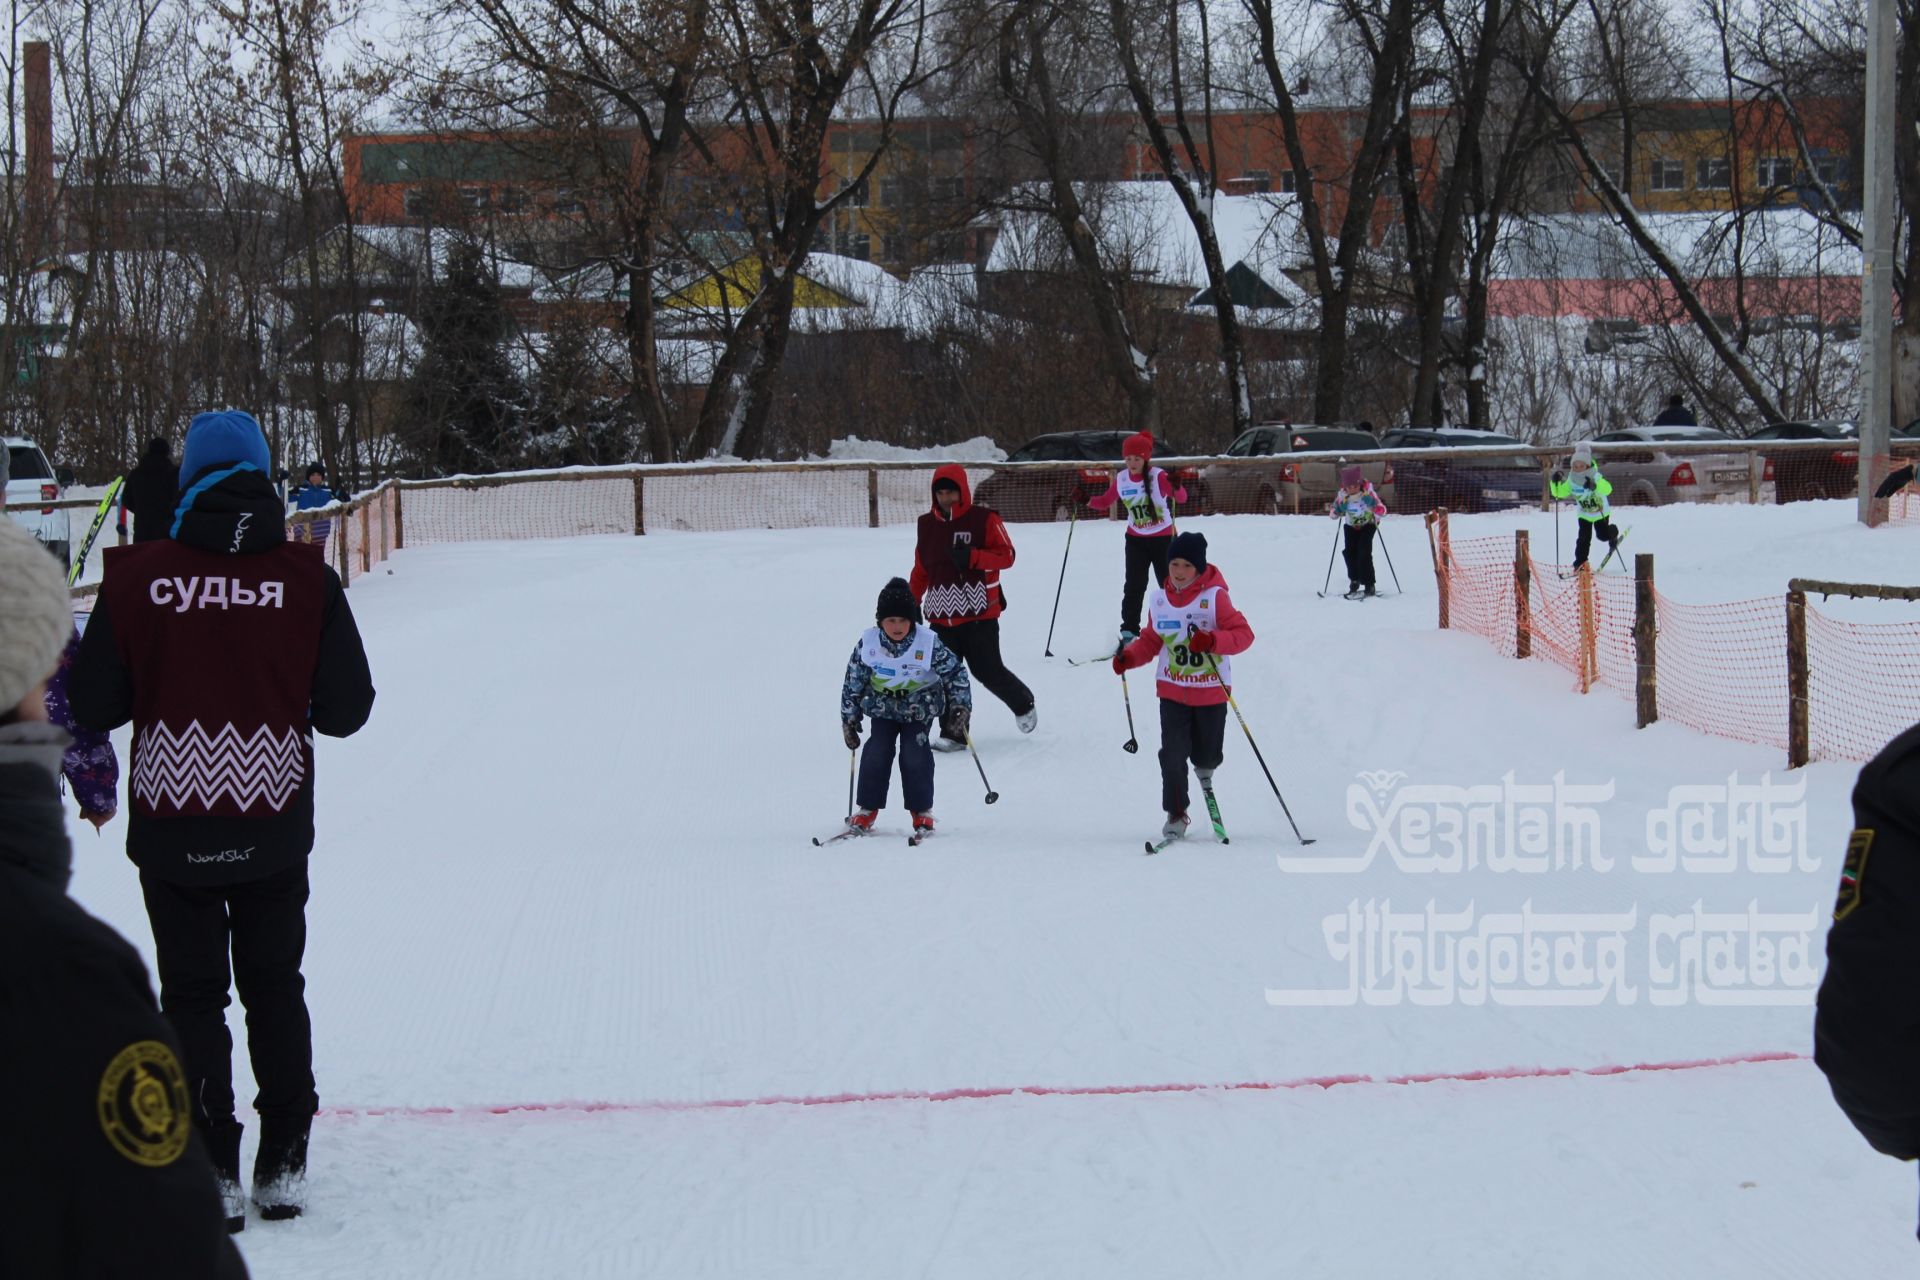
839, 578, 972, 836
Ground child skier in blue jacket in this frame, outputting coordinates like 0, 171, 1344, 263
839, 578, 972, 837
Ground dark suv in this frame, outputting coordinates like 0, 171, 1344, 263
1749, 419, 1857, 503
973, 431, 1210, 522
1379, 427, 1539, 514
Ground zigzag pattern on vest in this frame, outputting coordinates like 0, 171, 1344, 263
923, 581, 990, 620
132, 720, 308, 814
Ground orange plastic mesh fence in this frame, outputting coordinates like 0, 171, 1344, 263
1649, 590, 1788, 751
1806, 605, 1920, 763
1429, 514, 1920, 764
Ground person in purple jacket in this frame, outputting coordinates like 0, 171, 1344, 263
44, 628, 117, 829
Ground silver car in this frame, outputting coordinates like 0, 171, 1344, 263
1588, 425, 1751, 505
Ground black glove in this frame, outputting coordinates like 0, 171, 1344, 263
947, 705, 970, 741
842, 719, 861, 751
1551, 469, 1565, 486
950, 542, 973, 573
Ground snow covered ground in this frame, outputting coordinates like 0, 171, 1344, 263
61, 498, 1920, 1276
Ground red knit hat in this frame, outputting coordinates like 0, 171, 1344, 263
1123, 431, 1154, 460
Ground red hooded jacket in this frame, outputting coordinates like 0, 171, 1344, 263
911, 464, 1016, 626
1115, 564, 1254, 706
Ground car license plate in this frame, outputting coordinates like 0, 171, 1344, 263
1711, 470, 1745, 483
1483, 489, 1519, 501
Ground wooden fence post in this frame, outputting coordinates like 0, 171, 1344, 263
1515, 530, 1531, 658
1425, 509, 1451, 630
867, 468, 880, 529
1634, 552, 1657, 727
360, 502, 372, 575
633, 475, 646, 535
393, 485, 404, 549
1748, 446, 1762, 505
1787, 587, 1809, 767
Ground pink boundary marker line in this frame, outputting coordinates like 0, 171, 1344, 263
319, 1049, 1805, 1121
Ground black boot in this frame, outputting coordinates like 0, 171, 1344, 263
252, 1112, 311, 1221
202, 1117, 246, 1234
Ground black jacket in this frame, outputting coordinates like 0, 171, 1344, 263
69, 465, 375, 884
1650, 404, 1697, 427
1816, 721, 1920, 1169
121, 449, 178, 543
0, 724, 248, 1278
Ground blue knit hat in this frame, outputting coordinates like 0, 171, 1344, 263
1167, 531, 1207, 572
179, 410, 270, 486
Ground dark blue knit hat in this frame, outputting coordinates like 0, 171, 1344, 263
179, 410, 270, 486
1168, 531, 1207, 573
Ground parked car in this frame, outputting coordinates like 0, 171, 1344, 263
1587, 425, 1751, 504
1377, 427, 1539, 514
1200, 424, 1394, 514
4, 436, 72, 571
972, 431, 1210, 522
1749, 419, 1858, 503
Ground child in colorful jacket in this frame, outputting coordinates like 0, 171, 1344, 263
1549, 441, 1621, 569
1087, 431, 1188, 642
1331, 465, 1388, 598
1112, 532, 1255, 842
839, 577, 973, 836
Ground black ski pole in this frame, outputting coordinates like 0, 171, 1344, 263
1120, 667, 1139, 753
1042, 505, 1078, 657
1205, 656, 1313, 845
1317, 518, 1341, 597
1375, 524, 1402, 593
964, 734, 1000, 803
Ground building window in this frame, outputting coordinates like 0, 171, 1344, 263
841, 176, 870, 207
882, 233, 908, 264
935, 176, 966, 202
1757, 156, 1795, 188
837, 229, 870, 261
459, 187, 489, 212
1239, 169, 1271, 193
552, 188, 584, 215
403, 188, 430, 218
1648, 158, 1685, 191
1814, 156, 1847, 185
1280, 169, 1299, 193
496, 187, 530, 215
1695, 156, 1730, 190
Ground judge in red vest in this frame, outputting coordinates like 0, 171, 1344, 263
70, 409, 374, 1232
909, 464, 1036, 749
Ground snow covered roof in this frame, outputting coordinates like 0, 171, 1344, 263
289, 225, 543, 291
1496, 209, 1862, 282
983, 181, 1311, 308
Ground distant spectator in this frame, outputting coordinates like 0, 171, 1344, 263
120, 436, 178, 544
1652, 394, 1697, 427
289, 461, 337, 548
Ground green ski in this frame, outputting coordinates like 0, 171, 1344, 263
67, 476, 124, 586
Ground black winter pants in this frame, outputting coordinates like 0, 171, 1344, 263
858, 716, 935, 813
936, 618, 1033, 719
1342, 523, 1378, 589
1159, 700, 1228, 817
1573, 517, 1620, 568
1122, 534, 1173, 633
140, 861, 317, 1129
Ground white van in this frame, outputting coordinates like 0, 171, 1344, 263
4, 436, 73, 571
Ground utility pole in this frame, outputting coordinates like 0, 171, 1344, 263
1859, 0, 1895, 525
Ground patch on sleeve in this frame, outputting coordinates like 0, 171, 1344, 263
97, 1040, 190, 1167
1834, 828, 1875, 922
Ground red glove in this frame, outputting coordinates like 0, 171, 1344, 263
1112, 652, 1129, 675
1188, 629, 1217, 654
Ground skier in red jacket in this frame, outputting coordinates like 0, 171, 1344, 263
911, 463, 1035, 750
1113, 532, 1254, 844
1087, 431, 1187, 643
